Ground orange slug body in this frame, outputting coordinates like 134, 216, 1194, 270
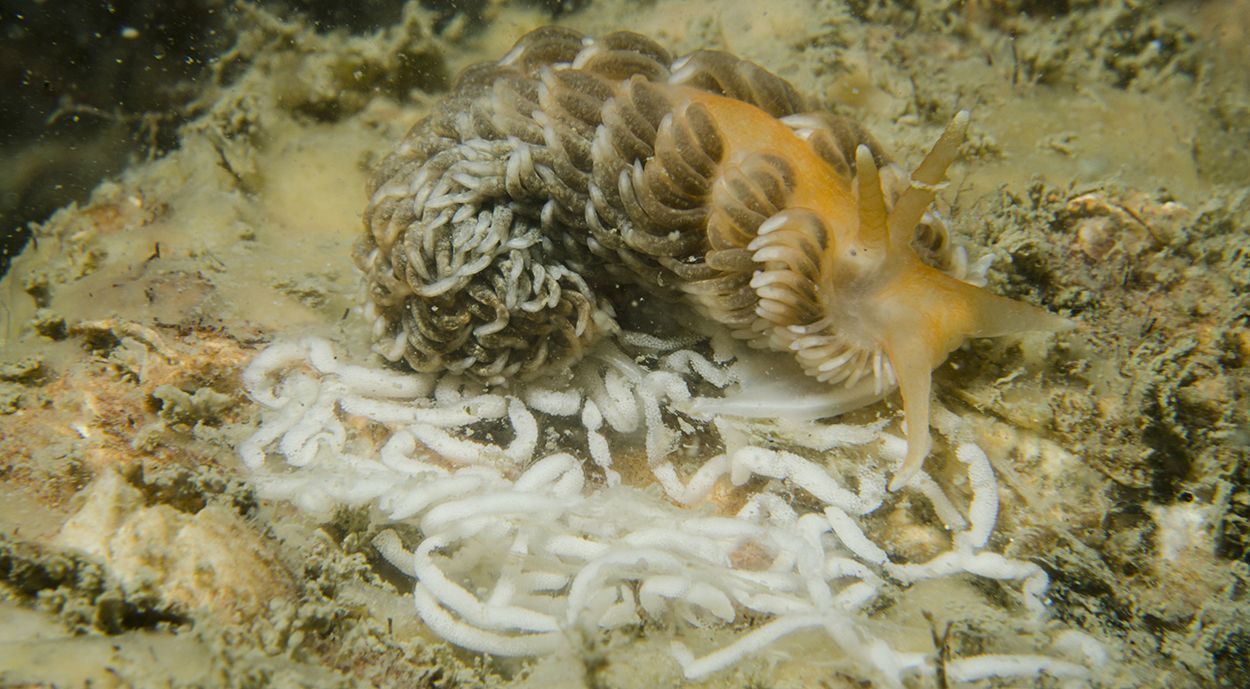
358, 27, 1070, 487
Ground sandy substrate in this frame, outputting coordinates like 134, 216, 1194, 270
1, 1, 1248, 687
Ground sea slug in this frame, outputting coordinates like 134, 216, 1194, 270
356, 27, 1070, 488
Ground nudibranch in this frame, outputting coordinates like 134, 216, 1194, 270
357, 27, 1071, 488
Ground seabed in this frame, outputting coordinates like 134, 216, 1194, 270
1, 1, 1248, 688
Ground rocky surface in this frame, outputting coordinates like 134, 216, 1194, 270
0, 1, 1246, 687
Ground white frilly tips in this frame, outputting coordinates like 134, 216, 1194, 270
238, 336, 1098, 683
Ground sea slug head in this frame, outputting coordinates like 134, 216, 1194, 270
820, 112, 1075, 490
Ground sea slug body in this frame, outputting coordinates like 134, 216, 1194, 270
357, 27, 1070, 488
